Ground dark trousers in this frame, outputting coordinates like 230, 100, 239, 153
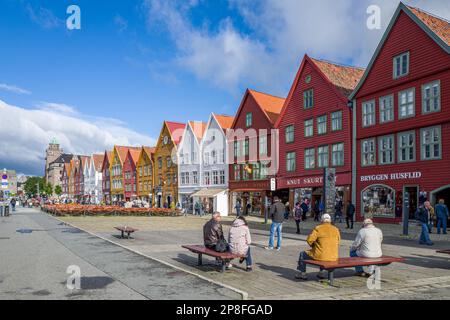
295, 220, 301, 233
346, 214, 354, 229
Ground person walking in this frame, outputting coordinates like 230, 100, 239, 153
425, 201, 435, 233
300, 199, 309, 221
346, 200, 356, 229
265, 196, 285, 251
416, 204, 434, 246
349, 219, 383, 277
334, 199, 344, 223
295, 214, 341, 280
228, 216, 253, 272
235, 200, 242, 217
294, 202, 303, 234
10, 198, 16, 212
284, 201, 290, 220
435, 199, 449, 234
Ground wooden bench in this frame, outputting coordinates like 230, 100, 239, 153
182, 245, 245, 272
304, 256, 405, 286
436, 250, 450, 255
115, 226, 138, 239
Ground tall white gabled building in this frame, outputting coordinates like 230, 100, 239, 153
193, 113, 234, 216
177, 121, 207, 213
83, 154, 104, 204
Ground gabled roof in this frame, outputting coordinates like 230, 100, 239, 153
63, 163, 71, 177
50, 153, 73, 165
101, 151, 113, 171
140, 146, 155, 164
164, 121, 186, 146
232, 89, 285, 129
127, 149, 141, 166
189, 121, 207, 142
213, 113, 235, 131
350, 2, 450, 99
310, 57, 365, 97
114, 146, 141, 165
407, 5, 450, 46
92, 154, 104, 172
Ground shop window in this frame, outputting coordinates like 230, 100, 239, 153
260, 161, 269, 179
362, 185, 395, 218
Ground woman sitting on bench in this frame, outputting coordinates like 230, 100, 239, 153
228, 216, 253, 272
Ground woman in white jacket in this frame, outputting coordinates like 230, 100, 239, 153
228, 216, 253, 271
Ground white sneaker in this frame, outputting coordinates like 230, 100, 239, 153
276, 247, 281, 251
265, 246, 274, 250
226, 263, 233, 270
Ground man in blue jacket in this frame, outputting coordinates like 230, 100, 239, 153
416, 204, 433, 246
435, 199, 449, 235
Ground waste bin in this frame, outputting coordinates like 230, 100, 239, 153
4, 205, 9, 216
0, 205, 3, 217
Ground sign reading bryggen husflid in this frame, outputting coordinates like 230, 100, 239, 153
351, 3, 450, 223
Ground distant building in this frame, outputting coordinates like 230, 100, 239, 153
1, 169, 17, 197
45, 139, 73, 193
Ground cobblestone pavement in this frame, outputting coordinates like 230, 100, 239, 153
0, 208, 242, 300
58, 213, 450, 300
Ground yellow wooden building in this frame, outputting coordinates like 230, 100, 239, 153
110, 145, 140, 203
136, 146, 156, 204
153, 121, 186, 208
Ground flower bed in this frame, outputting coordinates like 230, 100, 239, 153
41, 204, 181, 217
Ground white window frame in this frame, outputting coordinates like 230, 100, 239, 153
421, 126, 442, 161
362, 100, 376, 127
331, 111, 342, 131
398, 88, 415, 119
422, 80, 441, 114
361, 138, 376, 167
305, 148, 315, 169
304, 119, 313, 137
304, 89, 314, 109
317, 115, 327, 135
286, 152, 296, 172
397, 131, 416, 163
393, 51, 409, 79
379, 95, 394, 123
332, 143, 344, 167
285, 125, 295, 143
317, 145, 329, 168
378, 135, 395, 165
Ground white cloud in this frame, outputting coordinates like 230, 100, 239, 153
0, 83, 31, 95
0, 100, 155, 175
35, 102, 77, 115
144, 0, 450, 95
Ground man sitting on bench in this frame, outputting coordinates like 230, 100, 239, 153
350, 218, 383, 277
295, 214, 340, 280
203, 212, 232, 268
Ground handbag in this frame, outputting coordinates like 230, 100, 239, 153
215, 238, 228, 253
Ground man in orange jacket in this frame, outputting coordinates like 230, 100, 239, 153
295, 213, 341, 280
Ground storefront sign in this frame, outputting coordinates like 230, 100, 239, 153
360, 171, 422, 182
270, 178, 276, 191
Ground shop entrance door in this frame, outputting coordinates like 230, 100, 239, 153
404, 186, 418, 220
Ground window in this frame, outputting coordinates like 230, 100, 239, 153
242, 164, 250, 180
398, 88, 415, 119
304, 89, 314, 109
398, 131, 415, 163
246, 112, 252, 127
260, 161, 269, 179
212, 171, 219, 185
234, 141, 240, 158
139, 167, 143, 177
252, 163, 260, 180
244, 139, 249, 156
192, 171, 198, 184
167, 174, 172, 186
379, 95, 394, 123
378, 135, 394, 165
233, 165, 240, 181
422, 80, 440, 114
218, 149, 225, 164
362, 185, 395, 218
180, 172, 186, 185
204, 152, 209, 166
185, 172, 190, 185
361, 139, 376, 166
421, 126, 441, 160
285, 125, 294, 143
304, 119, 313, 137
305, 148, 315, 169
317, 115, 327, 135
286, 152, 296, 172
204, 172, 211, 185
157, 157, 162, 169
331, 111, 342, 131
211, 150, 217, 164
259, 136, 267, 156
318, 146, 329, 168
362, 100, 376, 127
393, 52, 409, 78
167, 156, 173, 168
332, 143, 344, 166
219, 170, 225, 185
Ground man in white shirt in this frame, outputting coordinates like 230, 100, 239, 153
350, 219, 383, 277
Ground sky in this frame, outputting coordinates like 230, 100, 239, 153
0, 0, 449, 176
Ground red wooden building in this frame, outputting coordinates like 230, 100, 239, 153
276, 55, 364, 211
123, 148, 140, 201
101, 151, 112, 204
351, 3, 450, 223
228, 89, 285, 216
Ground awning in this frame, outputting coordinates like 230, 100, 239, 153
191, 188, 227, 198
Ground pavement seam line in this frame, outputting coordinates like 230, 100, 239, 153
49, 213, 249, 300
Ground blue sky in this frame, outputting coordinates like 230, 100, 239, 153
0, 0, 449, 175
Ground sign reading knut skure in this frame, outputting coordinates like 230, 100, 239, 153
360, 171, 422, 182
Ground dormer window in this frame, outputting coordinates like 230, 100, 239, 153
393, 52, 409, 79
